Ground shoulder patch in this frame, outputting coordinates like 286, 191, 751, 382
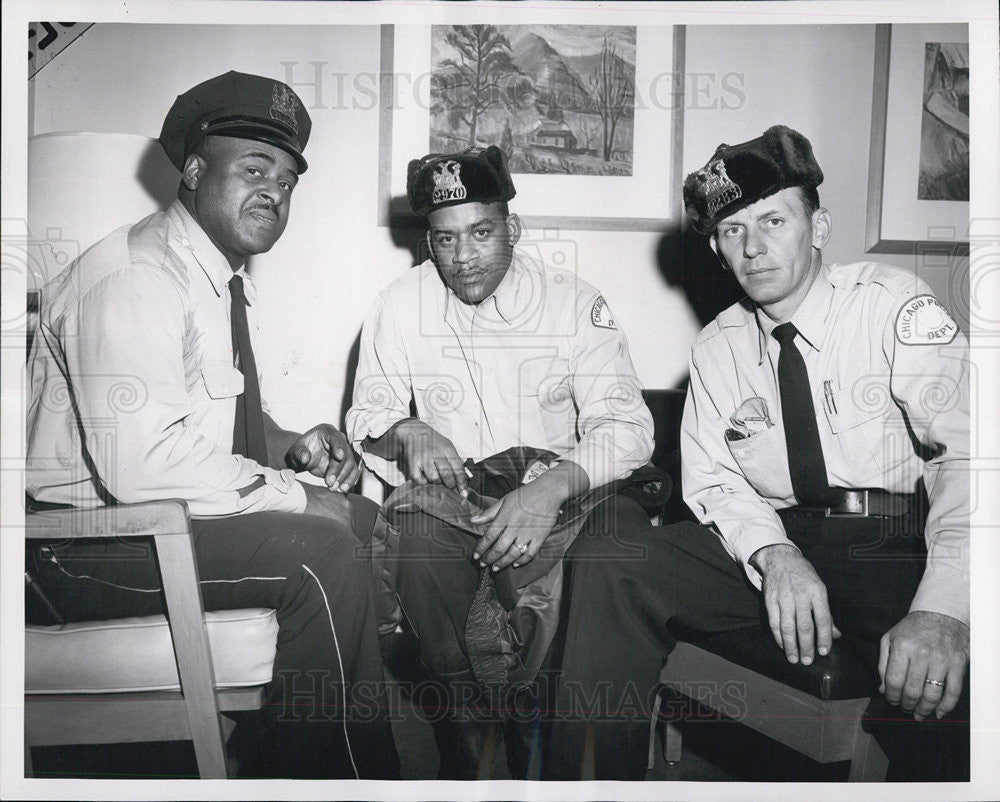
895, 294, 958, 345
590, 295, 616, 329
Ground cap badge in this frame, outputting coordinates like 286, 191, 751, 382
269, 83, 300, 133
697, 158, 742, 217
432, 160, 467, 205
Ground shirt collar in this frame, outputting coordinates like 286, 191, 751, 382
168, 199, 251, 302
490, 252, 529, 322
753, 263, 835, 364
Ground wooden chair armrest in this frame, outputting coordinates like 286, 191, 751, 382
25, 499, 191, 540
24, 497, 228, 773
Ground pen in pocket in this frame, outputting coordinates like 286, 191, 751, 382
823, 380, 837, 414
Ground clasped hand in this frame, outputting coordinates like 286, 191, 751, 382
391, 419, 469, 497
285, 424, 360, 492
391, 421, 565, 571
470, 481, 562, 571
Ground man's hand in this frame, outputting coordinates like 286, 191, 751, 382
285, 424, 360, 492
386, 419, 469, 497
750, 544, 842, 665
470, 481, 562, 571
301, 482, 354, 528
878, 610, 969, 720
469, 461, 589, 572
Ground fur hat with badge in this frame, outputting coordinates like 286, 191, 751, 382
684, 125, 824, 234
407, 146, 517, 217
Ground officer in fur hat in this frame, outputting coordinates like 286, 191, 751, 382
347, 146, 671, 779
26, 71, 399, 778
678, 125, 969, 779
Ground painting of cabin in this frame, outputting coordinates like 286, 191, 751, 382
429, 24, 636, 176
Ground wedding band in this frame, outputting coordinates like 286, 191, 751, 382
924, 678, 945, 687
516, 543, 528, 554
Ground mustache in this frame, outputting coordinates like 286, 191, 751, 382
246, 201, 281, 216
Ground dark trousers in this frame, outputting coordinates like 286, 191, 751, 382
547, 501, 968, 781
29, 499, 400, 779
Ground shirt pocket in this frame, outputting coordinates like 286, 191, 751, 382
823, 384, 886, 434
201, 360, 245, 399
412, 375, 465, 421
725, 424, 792, 500
518, 356, 571, 401
822, 383, 886, 472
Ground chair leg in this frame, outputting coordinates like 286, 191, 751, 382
663, 721, 683, 764
191, 719, 230, 779
847, 728, 888, 782
647, 690, 662, 771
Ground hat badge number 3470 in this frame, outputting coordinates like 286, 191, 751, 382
432, 160, 468, 205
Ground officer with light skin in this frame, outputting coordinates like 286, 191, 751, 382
712, 188, 968, 720
682, 125, 969, 732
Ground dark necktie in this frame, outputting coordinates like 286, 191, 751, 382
772, 322, 838, 506
229, 275, 268, 464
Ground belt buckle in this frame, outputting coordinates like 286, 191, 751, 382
825, 489, 868, 517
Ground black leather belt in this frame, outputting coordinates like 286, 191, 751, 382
793, 489, 912, 518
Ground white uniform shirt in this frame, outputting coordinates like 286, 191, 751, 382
682, 261, 969, 624
26, 200, 307, 517
346, 251, 654, 489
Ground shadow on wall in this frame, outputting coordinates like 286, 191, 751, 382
338, 332, 362, 431
338, 195, 426, 427
387, 196, 430, 267
656, 225, 745, 338
134, 138, 179, 210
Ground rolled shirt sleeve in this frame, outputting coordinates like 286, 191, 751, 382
58, 265, 307, 517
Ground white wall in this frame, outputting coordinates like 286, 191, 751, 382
30, 21, 969, 433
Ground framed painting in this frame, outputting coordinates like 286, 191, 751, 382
377, 23, 685, 231
865, 23, 970, 255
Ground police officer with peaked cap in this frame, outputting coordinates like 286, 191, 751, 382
27, 71, 400, 778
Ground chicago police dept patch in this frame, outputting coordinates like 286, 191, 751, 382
895, 294, 958, 345
591, 296, 616, 329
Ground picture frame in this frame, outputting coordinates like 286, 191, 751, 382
377, 23, 685, 231
865, 22, 970, 255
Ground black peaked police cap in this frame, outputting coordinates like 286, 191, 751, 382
683, 125, 824, 234
159, 71, 312, 174
407, 146, 516, 217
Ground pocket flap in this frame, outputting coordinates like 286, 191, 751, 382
201, 360, 244, 399
824, 386, 885, 434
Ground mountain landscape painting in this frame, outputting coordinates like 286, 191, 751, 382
430, 25, 637, 176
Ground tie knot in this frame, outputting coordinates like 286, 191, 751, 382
229, 275, 246, 303
772, 322, 798, 345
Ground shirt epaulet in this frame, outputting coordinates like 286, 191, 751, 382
126, 211, 175, 273
692, 299, 753, 353
828, 261, 923, 298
